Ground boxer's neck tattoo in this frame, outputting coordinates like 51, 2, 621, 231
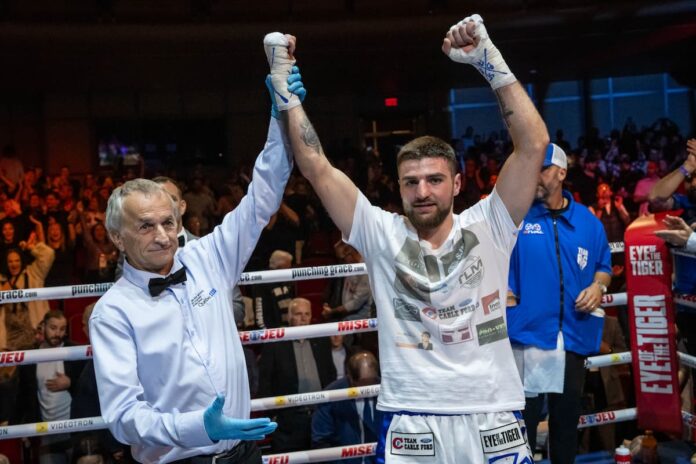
494, 90, 514, 129
300, 116, 323, 156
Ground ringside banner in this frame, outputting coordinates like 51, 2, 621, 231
624, 213, 682, 435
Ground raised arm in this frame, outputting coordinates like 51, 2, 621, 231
443, 15, 548, 225
264, 33, 358, 238
648, 139, 696, 203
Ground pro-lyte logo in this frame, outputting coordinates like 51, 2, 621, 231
390, 432, 435, 456
523, 223, 543, 234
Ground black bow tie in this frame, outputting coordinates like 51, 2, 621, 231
178, 235, 185, 247
148, 267, 187, 297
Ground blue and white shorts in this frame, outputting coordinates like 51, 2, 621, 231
376, 410, 533, 464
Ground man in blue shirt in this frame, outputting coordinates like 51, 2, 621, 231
507, 143, 612, 464
90, 108, 290, 462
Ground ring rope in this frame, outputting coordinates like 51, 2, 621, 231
1, 239, 627, 304
2, 406, 693, 442
3, 319, 694, 372
585, 350, 696, 369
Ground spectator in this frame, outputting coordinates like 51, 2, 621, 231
633, 161, 660, 216
252, 249, 295, 329
0, 231, 55, 347
322, 242, 372, 322
44, 221, 77, 288
183, 177, 216, 235
575, 154, 600, 205
0, 146, 23, 194
258, 298, 336, 452
457, 158, 484, 210
648, 138, 696, 225
507, 143, 612, 464
78, 205, 118, 283
14, 310, 86, 464
311, 351, 382, 463
44, 192, 68, 228
589, 183, 630, 243
329, 334, 360, 379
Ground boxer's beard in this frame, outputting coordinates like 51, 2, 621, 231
404, 199, 451, 230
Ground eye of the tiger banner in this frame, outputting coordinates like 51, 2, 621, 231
624, 213, 682, 436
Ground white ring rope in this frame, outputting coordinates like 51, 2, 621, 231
3, 406, 694, 442
0, 320, 380, 367
2, 241, 629, 305
261, 443, 378, 464
251, 385, 380, 412
586, 350, 696, 369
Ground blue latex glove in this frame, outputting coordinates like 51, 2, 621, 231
203, 395, 277, 442
265, 65, 306, 120
287, 66, 307, 102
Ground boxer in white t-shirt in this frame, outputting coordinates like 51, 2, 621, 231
263, 14, 549, 463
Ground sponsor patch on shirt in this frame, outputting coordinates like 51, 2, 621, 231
458, 255, 484, 288
457, 298, 480, 314
438, 320, 473, 344
190, 289, 217, 308
393, 298, 421, 321
476, 316, 507, 345
577, 247, 588, 270
523, 222, 544, 235
482, 290, 502, 315
480, 421, 526, 454
390, 432, 435, 456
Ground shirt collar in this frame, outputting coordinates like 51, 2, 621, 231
528, 190, 576, 221
123, 254, 185, 296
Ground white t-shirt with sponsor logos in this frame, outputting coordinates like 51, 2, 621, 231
348, 188, 524, 414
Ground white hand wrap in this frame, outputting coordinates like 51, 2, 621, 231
446, 14, 516, 90
263, 32, 301, 111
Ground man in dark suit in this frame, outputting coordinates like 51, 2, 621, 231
13, 310, 86, 464
258, 297, 336, 453
312, 351, 382, 464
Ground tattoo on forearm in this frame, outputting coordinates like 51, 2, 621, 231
494, 91, 514, 129
300, 116, 324, 156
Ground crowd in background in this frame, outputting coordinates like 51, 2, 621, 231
0, 114, 693, 462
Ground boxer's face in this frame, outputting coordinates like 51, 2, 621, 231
112, 191, 178, 276
399, 157, 460, 232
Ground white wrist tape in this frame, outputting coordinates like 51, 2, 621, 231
446, 14, 516, 90
263, 32, 301, 111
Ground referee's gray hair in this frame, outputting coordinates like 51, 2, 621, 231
105, 178, 180, 235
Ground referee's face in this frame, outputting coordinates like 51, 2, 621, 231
115, 191, 179, 276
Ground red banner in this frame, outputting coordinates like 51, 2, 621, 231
624, 213, 682, 435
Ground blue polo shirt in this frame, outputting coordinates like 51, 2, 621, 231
507, 191, 612, 355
